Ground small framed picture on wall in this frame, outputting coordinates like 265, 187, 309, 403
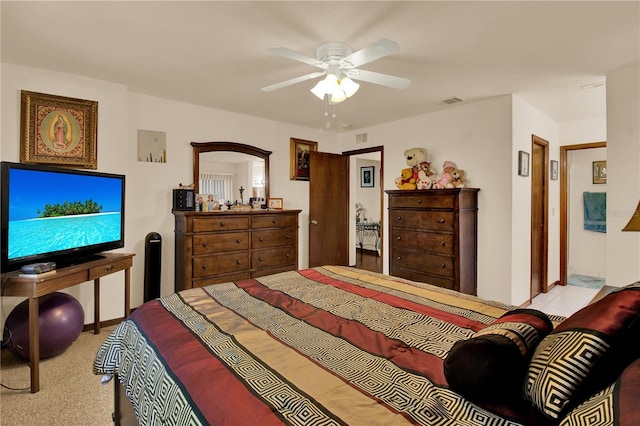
550, 160, 558, 180
518, 151, 530, 177
360, 166, 374, 187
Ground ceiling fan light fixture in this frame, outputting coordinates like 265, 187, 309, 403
340, 77, 360, 98
310, 80, 327, 100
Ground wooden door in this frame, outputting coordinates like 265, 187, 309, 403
530, 135, 549, 299
309, 151, 349, 267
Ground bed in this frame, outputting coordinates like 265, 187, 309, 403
93, 266, 640, 425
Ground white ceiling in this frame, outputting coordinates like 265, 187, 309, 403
2, 1, 638, 132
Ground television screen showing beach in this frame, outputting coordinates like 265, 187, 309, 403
8, 169, 123, 260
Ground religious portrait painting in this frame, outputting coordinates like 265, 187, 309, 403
20, 91, 98, 169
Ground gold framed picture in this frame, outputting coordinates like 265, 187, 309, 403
290, 138, 318, 181
592, 160, 606, 184
20, 90, 98, 169
268, 198, 283, 210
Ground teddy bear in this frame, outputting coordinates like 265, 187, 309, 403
433, 161, 457, 189
395, 167, 417, 190
416, 169, 433, 189
404, 147, 428, 169
451, 169, 467, 188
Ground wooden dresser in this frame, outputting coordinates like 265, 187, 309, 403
173, 210, 301, 291
386, 189, 479, 295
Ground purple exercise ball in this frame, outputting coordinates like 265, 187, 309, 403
3, 292, 85, 360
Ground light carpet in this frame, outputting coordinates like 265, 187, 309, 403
1, 326, 115, 426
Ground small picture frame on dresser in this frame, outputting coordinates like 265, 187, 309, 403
268, 198, 283, 210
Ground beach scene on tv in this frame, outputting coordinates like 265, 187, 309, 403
8, 168, 123, 261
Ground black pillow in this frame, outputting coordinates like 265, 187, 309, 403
444, 308, 553, 403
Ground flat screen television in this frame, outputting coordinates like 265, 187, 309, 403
1, 161, 125, 273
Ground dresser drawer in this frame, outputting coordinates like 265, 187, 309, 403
192, 216, 249, 232
252, 247, 296, 269
88, 258, 131, 280
389, 194, 455, 209
390, 210, 454, 232
390, 267, 455, 290
391, 229, 454, 255
252, 214, 298, 229
193, 252, 249, 278
193, 232, 249, 255
192, 272, 251, 288
252, 229, 296, 249
392, 249, 454, 278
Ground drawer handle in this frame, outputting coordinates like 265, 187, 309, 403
202, 241, 208, 247
272, 219, 278, 224
440, 241, 445, 246
417, 199, 422, 204
286, 234, 290, 239
236, 239, 241, 244
396, 236, 401, 241
439, 218, 445, 224
258, 257, 264, 262
202, 264, 208, 270
236, 260, 241, 265
259, 237, 264, 242
440, 263, 446, 268
220, 222, 226, 227
105, 265, 114, 272
396, 216, 402, 221
285, 253, 290, 258
396, 256, 401, 261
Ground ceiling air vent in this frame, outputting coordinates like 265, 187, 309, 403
356, 132, 368, 144
441, 96, 464, 105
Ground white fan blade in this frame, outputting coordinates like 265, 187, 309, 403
261, 71, 326, 92
340, 38, 400, 68
266, 47, 327, 69
347, 69, 411, 89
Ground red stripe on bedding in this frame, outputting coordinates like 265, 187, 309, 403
236, 279, 448, 385
132, 298, 286, 426
300, 269, 484, 331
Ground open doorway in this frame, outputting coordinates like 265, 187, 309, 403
559, 142, 607, 286
343, 146, 384, 273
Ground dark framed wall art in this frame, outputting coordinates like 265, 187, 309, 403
360, 166, 374, 187
20, 90, 98, 169
290, 138, 318, 181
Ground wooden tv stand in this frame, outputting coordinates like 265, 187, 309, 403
1, 252, 134, 393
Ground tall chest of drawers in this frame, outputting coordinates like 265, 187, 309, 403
386, 189, 479, 295
173, 210, 301, 291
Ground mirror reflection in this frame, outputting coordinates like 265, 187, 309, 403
198, 152, 266, 207
192, 141, 271, 211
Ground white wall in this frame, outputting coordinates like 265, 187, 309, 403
339, 96, 515, 303
511, 96, 560, 304
606, 63, 640, 286
567, 148, 607, 278
1, 63, 335, 329
2, 60, 637, 326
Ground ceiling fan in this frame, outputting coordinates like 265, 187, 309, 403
261, 38, 411, 103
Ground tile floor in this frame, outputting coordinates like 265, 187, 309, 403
529, 274, 606, 318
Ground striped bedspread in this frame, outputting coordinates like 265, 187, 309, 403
93, 266, 621, 426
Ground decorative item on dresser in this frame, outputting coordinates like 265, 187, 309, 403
386, 188, 479, 295
173, 210, 300, 291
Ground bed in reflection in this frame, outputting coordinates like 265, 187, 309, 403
94, 266, 640, 425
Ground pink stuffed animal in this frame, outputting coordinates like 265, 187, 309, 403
433, 161, 457, 189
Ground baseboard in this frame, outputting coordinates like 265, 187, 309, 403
82, 308, 136, 332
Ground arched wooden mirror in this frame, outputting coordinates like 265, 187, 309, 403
192, 142, 271, 205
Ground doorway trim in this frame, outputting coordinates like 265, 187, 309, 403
530, 135, 549, 299
342, 146, 384, 261
559, 141, 607, 285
